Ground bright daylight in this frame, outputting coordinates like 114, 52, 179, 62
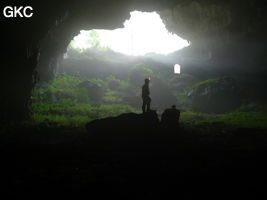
69, 11, 190, 56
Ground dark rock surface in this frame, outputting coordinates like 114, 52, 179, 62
1, 112, 267, 198
188, 77, 243, 113
86, 111, 160, 135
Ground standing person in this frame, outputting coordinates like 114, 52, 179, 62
142, 78, 151, 113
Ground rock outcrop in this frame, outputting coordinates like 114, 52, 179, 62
188, 77, 243, 113
86, 110, 160, 136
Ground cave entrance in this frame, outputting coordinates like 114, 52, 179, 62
32, 11, 190, 127
68, 11, 189, 56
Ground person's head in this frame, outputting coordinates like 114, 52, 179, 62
144, 78, 150, 84
171, 105, 176, 109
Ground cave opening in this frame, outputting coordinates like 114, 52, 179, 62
68, 11, 190, 56
30, 5, 267, 128
31, 10, 192, 126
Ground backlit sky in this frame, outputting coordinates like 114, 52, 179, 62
70, 11, 190, 56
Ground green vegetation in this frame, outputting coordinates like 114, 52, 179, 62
181, 110, 267, 129
31, 69, 267, 129
173, 90, 192, 110
190, 77, 219, 89
175, 78, 267, 129
31, 73, 139, 127
32, 103, 138, 127
69, 30, 111, 52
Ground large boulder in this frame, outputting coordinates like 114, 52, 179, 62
86, 111, 159, 136
188, 77, 243, 113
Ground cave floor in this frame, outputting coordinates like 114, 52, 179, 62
0, 125, 267, 199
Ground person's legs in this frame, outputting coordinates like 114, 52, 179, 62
146, 97, 151, 112
142, 98, 146, 113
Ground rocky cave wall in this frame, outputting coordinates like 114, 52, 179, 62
1, 0, 266, 121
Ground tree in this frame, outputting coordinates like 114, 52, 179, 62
88, 30, 100, 49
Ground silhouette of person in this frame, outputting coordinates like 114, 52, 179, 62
142, 78, 151, 113
161, 105, 180, 126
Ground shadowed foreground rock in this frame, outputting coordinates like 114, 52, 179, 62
86, 111, 160, 135
1, 112, 267, 199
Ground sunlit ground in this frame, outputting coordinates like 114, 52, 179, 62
69, 11, 190, 56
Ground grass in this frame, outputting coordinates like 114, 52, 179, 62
30, 73, 141, 127
32, 99, 267, 129
181, 111, 267, 129
31, 101, 139, 127
31, 74, 267, 130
